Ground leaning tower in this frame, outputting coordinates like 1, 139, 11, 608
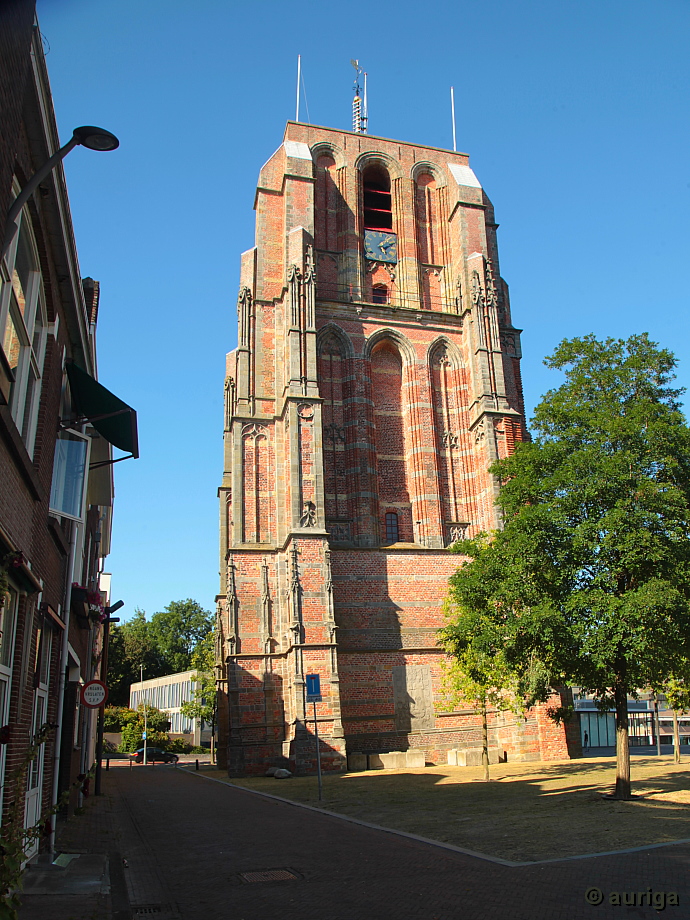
216, 120, 572, 775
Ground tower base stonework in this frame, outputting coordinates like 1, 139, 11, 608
216, 122, 576, 775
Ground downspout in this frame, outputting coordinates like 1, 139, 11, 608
48, 519, 79, 856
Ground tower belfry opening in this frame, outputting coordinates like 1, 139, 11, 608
216, 119, 578, 777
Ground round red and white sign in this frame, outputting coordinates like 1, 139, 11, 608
80, 680, 108, 708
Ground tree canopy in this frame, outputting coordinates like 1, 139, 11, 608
106, 600, 213, 705
444, 334, 690, 797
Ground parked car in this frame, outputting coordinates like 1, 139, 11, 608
131, 747, 179, 764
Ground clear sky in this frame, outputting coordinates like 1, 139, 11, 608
35, 0, 690, 621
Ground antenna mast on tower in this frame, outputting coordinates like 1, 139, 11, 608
351, 60, 368, 134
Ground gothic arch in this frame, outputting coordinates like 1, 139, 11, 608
316, 322, 355, 360
355, 151, 404, 182
426, 336, 463, 369
364, 328, 416, 368
311, 141, 346, 171
411, 161, 448, 188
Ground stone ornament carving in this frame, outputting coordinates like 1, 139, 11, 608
471, 270, 485, 309
500, 331, 517, 356
304, 244, 317, 285
299, 500, 317, 527
446, 523, 469, 546
484, 259, 499, 310
454, 276, 463, 314
297, 404, 314, 422
392, 665, 434, 731
242, 422, 268, 440
442, 430, 458, 449
366, 259, 396, 282
327, 521, 351, 543
324, 423, 346, 443
474, 422, 486, 444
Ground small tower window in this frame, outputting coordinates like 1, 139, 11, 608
363, 166, 392, 231
372, 284, 388, 304
385, 512, 399, 544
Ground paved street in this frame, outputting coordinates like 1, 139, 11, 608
21, 764, 690, 920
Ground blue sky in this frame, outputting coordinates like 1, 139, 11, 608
36, 0, 690, 620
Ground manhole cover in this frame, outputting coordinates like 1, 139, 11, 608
239, 869, 299, 883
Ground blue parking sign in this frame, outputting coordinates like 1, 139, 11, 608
306, 673, 322, 702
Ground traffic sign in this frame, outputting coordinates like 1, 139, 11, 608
80, 680, 108, 709
305, 673, 322, 702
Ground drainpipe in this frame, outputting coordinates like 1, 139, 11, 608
48, 520, 79, 856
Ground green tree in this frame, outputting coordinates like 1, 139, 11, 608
439, 592, 524, 781
119, 705, 171, 753
107, 609, 167, 705
445, 334, 690, 799
180, 633, 217, 760
106, 601, 213, 705
662, 665, 690, 764
148, 600, 213, 674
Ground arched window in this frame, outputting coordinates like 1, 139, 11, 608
385, 512, 399, 544
363, 165, 392, 231
372, 284, 388, 304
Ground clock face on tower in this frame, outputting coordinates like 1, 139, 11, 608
364, 229, 398, 264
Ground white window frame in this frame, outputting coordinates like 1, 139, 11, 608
0, 586, 19, 821
0, 192, 48, 458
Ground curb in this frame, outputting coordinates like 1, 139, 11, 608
179, 768, 690, 869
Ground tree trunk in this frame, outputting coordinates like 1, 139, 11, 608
613, 682, 631, 799
673, 709, 681, 764
481, 701, 490, 782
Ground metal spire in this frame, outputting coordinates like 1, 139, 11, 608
351, 59, 367, 134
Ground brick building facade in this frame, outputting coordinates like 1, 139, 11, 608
216, 121, 575, 775
1, 3, 135, 857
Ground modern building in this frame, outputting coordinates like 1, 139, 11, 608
574, 691, 690, 750
130, 670, 210, 747
0, 2, 136, 856
216, 110, 578, 775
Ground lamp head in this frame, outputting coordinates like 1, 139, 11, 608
72, 126, 119, 152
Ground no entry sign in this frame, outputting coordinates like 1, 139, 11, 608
80, 680, 108, 708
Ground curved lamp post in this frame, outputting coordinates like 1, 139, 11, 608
1, 125, 119, 261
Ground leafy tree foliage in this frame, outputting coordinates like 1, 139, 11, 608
106, 601, 213, 705
180, 633, 217, 760
439, 594, 524, 780
661, 664, 690, 763
148, 599, 213, 675
444, 335, 690, 798
118, 705, 171, 753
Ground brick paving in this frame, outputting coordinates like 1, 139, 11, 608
18, 763, 690, 919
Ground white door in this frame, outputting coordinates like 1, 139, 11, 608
24, 690, 47, 858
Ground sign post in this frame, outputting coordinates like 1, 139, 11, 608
305, 674, 323, 801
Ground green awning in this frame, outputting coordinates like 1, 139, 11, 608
66, 362, 139, 459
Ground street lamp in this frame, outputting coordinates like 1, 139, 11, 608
1, 125, 119, 261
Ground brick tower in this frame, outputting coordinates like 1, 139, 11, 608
216, 121, 572, 775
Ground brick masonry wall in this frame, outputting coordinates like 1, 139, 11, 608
217, 122, 576, 774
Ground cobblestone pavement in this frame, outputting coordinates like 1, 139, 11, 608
112, 766, 690, 920
18, 764, 690, 919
